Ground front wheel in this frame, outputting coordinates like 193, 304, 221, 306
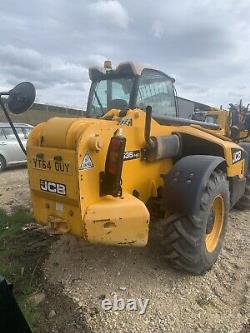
162, 170, 230, 274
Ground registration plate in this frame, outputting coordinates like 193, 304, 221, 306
32, 158, 72, 174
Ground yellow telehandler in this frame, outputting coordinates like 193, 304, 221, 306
1, 61, 250, 274
203, 102, 250, 209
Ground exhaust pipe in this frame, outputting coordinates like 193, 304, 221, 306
144, 105, 153, 147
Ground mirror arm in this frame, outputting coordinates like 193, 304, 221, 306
0, 97, 27, 155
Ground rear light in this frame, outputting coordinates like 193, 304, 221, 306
106, 136, 125, 175
100, 131, 126, 197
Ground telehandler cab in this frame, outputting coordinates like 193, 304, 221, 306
1, 61, 250, 274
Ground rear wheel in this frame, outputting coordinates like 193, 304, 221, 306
0, 155, 6, 172
162, 170, 230, 274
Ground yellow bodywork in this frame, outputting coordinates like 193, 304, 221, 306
205, 109, 250, 142
204, 109, 230, 136
27, 109, 245, 246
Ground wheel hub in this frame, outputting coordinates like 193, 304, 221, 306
205, 195, 225, 253
206, 210, 215, 234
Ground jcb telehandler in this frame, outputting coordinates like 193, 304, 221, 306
204, 101, 250, 209
1, 61, 250, 274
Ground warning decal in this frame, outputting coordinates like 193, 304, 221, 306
80, 152, 94, 170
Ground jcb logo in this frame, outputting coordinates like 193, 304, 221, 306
232, 150, 242, 164
40, 179, 66, 196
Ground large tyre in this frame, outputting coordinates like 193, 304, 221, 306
162, 170, 230, 275
0, 155, 6, 172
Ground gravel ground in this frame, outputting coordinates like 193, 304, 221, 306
1, 168, 249, 333
0, 166, 31, 213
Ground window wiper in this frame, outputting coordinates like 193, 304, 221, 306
94, 91, 105, 116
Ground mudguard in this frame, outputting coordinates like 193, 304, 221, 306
163, 155, 226, 215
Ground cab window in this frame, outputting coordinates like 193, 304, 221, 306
91, 80, 107, 116
3, 127, 25, 140
22, 127, 32, 139
90, 78, 133, 117
0, 128, 6, 140
136, 69, 177, 117
205, 116, 218, 124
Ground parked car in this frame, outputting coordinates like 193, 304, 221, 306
0, 123, 33, 171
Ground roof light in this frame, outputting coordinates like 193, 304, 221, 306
104, 60, 112, 70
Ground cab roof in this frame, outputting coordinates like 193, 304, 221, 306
89, 61, 175, 82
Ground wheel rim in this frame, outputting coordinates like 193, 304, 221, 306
205, 195, 224, 253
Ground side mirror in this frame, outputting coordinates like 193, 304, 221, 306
7, 82, 36, 114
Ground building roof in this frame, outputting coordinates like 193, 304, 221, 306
177, 96, 211, 111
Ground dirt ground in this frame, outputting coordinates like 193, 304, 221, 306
0, 168, 249, 333
0, 166, 31, 213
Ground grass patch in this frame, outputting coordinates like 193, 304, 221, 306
0, 207, 37, 329
0, 206, 32, 237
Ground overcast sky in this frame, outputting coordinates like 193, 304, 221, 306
0, 0, 249, 109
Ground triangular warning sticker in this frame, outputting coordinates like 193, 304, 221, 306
80, 153, 94, 170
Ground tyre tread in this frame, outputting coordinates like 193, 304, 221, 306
162, 170, 229, 274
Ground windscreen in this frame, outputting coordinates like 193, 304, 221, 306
87, 77, 134, 118
205, 115, 219, 124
